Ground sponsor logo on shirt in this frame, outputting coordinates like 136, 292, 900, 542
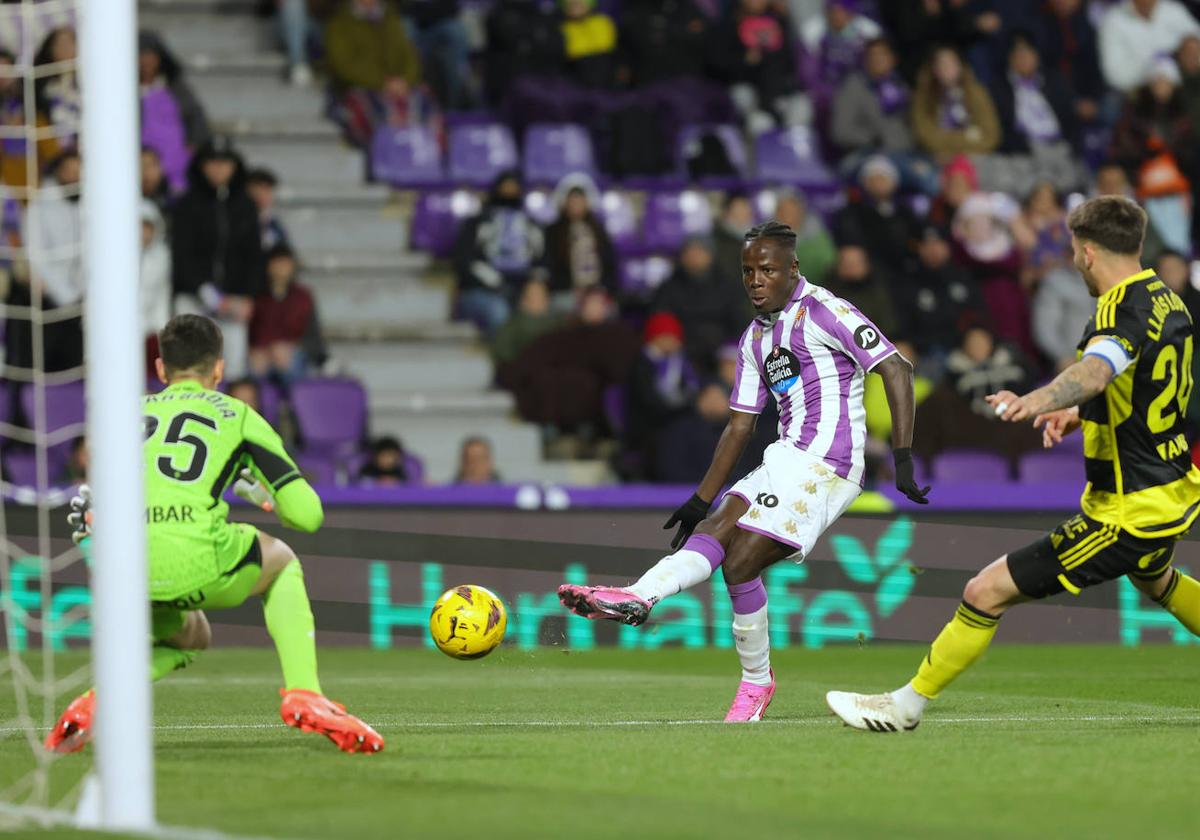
854, 324, 881, 351
765, 345, 800, 394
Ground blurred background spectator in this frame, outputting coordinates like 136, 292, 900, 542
358, 435, 411, 485
246, 167, 289, 251
249, 243, 316, 384
0, 47, 59, 191
402, 1, 476, 110
141, 199, 171, 377
714, 193, 755, 282
228, 378, 262, 413
823, 244, 899, 340
542, 173, 616, 310
774, 189, 836, 282
833, 153, 920, 272
455, 436, 500, 484
911, 45, 1000, 161
1100, 0, 1200, 94
625, 312, 699, 477
896, 226, 984, 367
26, 149, 82, 372
140, 146, 172, 213
138, 30, 210, 194
34, 26, 79, 148
491, 278, 562, 372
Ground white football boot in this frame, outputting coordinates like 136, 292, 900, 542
825, 690, 921, 732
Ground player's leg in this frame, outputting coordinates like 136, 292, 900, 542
557, 494, 749, 625
719, 529, 793, 722
1128, 552, 1200, 636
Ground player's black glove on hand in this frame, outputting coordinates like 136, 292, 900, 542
893, 448, 930, 505
663, 493, 711, 550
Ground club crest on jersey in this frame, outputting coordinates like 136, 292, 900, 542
793, 306, 807, 324
765, 345, 800, 394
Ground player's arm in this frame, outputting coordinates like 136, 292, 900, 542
241, 410, 324, 533
988, 352, 1116, 423
875, 352, 930, 505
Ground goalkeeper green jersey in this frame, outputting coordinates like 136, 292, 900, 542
142, 380, 322, 600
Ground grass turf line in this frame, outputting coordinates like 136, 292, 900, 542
2, 645, 1198, 839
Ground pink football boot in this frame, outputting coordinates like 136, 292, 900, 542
557, 585, 652, 626
723, 670, 776, 722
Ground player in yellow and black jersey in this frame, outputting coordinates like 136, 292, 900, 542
825, 196, 1200, 733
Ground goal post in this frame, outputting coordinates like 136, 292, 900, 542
79, 0, 155, 830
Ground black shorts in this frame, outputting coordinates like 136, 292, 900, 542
1007, 512, 1179, 599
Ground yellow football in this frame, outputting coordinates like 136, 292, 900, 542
429, 585, 507, 660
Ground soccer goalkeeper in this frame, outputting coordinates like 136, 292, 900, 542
45, 314, 383, 754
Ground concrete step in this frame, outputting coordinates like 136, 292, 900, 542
370, 389, 514, 416
187, 53, 288, 77
237, 140, 364, 187
301, 249, 428, 275
190, 77, 324, 123
330, 341, 493, 394
140, 11, 269, 57
277, 183, 393, 211
216, 117, 340, 143
368, 415, 542, 485
313, 278, 452, 332
281, 207, 406, 253
142, 0, 259, 11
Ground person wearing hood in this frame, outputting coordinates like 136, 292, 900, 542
821, 243, 899, 340
25, 149, 82, 372
139, 29, 211, 194
453, 169, 545, 335
542, 173, 616, 311
140, 198, 172, 377
773, 188, 835, 282
832, 153, 920, 273
652, 234, 751, 373
0, 47, 60, 191
170, 135, 263, 378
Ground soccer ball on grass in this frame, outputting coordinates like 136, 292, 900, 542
429, 585, 507, 659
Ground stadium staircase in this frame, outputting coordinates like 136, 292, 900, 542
140, 0, 612, 485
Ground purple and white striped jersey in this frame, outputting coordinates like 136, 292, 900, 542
729, 280, 896, 485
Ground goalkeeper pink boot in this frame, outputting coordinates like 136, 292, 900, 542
44, 689, 95, 754
723, 671, 775, 722
557, 585, 652, 626
279, 689, 384, 754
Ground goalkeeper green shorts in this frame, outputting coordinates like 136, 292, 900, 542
150, 530, 262, 643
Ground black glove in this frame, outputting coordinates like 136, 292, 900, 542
663, 493, 711, 550
893, 448, 930, 505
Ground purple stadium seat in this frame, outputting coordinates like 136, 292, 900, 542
524, 189, 558, 225
642, 190, 713, 253
290, 378, 367, 457
448, 123, 518, 187
931, 450, 1011, 483
600, 190, 639, 254
257, 380, 283, 427
296, 453, 337, 486
410, 189, 481, 257
677, 124, 748, 188
19, 381, 85, 464
370, 125, 444, 188
403, 453, 425, 483
619, 255, 674, 300
523, 123, 597, 185
1018, 451, 1086, 484
602, 384, 627, 436
755, 126, 839, 189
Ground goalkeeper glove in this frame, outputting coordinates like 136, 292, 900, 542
67, 484, 93, 545
233, 468, 274, 512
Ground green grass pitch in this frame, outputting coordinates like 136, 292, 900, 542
3, 644, 1199, 839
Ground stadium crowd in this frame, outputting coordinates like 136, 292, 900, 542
6, 0, 1200, 489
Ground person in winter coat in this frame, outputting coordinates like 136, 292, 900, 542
25, 149, 82, 372
490, 278, 563, 370
831, 37, 914, 160
249, 243, 317, 383
911, 45, 1001, 160
170, 135, 263, 378
822, 244, 900, 340
988, 30, 1079, 156
138, 30, 211, 194
895, 226, 986, 361
832, 154, 921, 274
626, 312, 700, 469
34, 27, 79, 148
0, 48, 59, 191
453, 169, 545, 335
140, 199, 172, 377
542, 173, 617, 310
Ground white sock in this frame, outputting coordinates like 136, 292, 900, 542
627, 549, 714, 604
891, 682, 928, 719
732, 605, 772, 686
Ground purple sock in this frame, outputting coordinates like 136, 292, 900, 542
727, 577, 767, 614
683, 533, 725, 571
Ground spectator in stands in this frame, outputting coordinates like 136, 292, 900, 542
455, 436, 501, 484
774, 190, 835, 283
33, 26, 78, 147
141, 147, 173, 213
326, 0, 426, 148
989, 31, 1080, 158
830, 37, 924, 185
713, 0, 800, 130
1178, 34, 1200, 129
501, 287, 639, 437
833, 154, 920, 273
652, 382, 733, 483
928, 153, 978, 229
543, 174, 617, 309
246, 168, 290, 251
913, 324, 1041, 462
276, 0, 320, 86
896, 226, 985, 365
171, 135, 262, 379
1092, 160, 1169, 262
227, 378, 261, 412
402, 1, 476, 109
823, 244, 899, 340
560, 0, 618, 88
491, 278, 562, 369
61, 437, 88, 486
618, 0, 710, 86
359, 435, 411, 485
911, 45, 1001, 161
878, 0, 1003, 83
799, 0, 882, 103
1099, 0, 1200, 94
0, 48, 59, 191
626, 312, 700, 471
714, 193, 755, 284
653, 235, 750, 373
141, 199, 171, 377
950, 190, 1034, 358
453, 169, 545, 336
26, 150, 82, 372
249, 243, 316, 383
1038, 0, 1104, 125
1156, 249, 1200, 326
1111, 56, 1195, 254
483, 0, 567, 106
138, 30, 210, 194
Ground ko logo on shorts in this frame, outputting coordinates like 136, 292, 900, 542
854, 325, 881, 351
755, 492, 779, 508
765, 346, 800, 395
